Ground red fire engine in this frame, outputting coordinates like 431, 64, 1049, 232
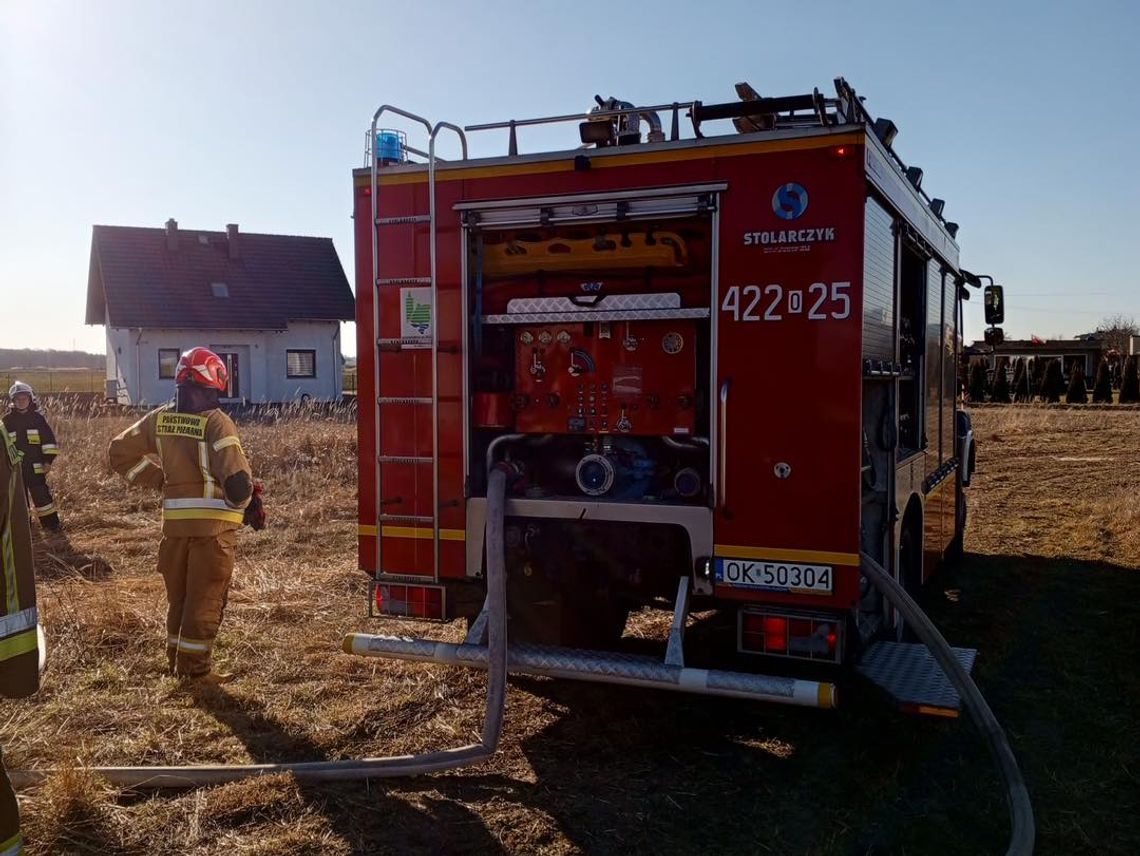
350, 79, 997, 713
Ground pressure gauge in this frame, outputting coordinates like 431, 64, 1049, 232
662, 331, 684, 354
519, 331, 534, 345
556, 330, 571, 345
539, 330, 553, 346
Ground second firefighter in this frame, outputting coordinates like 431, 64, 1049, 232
109, 347, 264, 683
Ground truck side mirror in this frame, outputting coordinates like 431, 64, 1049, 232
984, 327, 1004, 346
984, 285, 1005, 325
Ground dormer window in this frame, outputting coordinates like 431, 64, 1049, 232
210, 282, 229, 298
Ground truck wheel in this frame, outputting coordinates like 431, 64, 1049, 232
896, 524, 922, 642
945, 493, 967, 565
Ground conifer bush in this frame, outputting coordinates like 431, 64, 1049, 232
1120, 355, 1140, 404
1042, 359, 1065, 403
1091, 358, 1113, 403
968, 359, 988, 402
1065, 362, 1087, 404
991, 357, 1011, 403
1011, 358, 1029, 402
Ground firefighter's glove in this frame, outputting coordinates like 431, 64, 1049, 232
243, 482, 266, 530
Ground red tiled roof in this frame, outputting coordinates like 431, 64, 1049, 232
86, 224, 354, 330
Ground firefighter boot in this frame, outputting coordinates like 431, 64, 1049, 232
27, 481, 60, 531
159, 531, 236, 678
187, 670, 235, 687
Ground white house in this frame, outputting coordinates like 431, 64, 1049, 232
86, 220, 354, 405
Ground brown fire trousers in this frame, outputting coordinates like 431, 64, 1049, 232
109, 405, 251, 677
2, 423, 40, 855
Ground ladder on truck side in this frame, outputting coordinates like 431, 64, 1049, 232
369, 106, 467, 615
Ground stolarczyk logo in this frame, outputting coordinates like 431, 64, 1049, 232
772, 182, 809, 220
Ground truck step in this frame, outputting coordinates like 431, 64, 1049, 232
856, 641, 977, 717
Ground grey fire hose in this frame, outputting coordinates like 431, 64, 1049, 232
8, 468, 511, 790
860, 551, 1035, 856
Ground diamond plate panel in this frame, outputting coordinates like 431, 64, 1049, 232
505, 293, 682, 314
484, 308, 710, 325
857, 641, 977, 710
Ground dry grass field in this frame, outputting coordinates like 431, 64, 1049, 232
0, 370, 105, 395
2, 404, 1138, 854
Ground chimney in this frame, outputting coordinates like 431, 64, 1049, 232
226, 223, 240, 259
165, 218, 178, 251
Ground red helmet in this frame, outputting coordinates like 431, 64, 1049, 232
175, 347, 229, 391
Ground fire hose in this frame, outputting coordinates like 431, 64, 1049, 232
8, 467, 511, 789
860, 551, 1035, 856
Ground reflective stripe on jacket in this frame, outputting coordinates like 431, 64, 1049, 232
0, 423, 40, 699
108, 405, 252, 536
2, 407, 59, 467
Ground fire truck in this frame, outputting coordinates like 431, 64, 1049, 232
350, 79, 1000, 713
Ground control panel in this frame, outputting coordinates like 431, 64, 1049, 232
511, 320, 698, 436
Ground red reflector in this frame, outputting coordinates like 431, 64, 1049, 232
762, 616, 788, 653
375, 583, 445, 619
835, 146, 848, 156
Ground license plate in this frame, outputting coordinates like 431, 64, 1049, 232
716, 558, 833, 594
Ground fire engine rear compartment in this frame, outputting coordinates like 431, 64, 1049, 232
465, 208, 715, 647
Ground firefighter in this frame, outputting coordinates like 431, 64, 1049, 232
108, 347, 264, 684
1, 421, 40, 855
3, 382, 61, 532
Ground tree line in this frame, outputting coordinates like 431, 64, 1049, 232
0, 348, 103, 371
967, 355, 1140, 405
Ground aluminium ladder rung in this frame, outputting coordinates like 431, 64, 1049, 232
378, 455, 433, 464
378, 396, 433, 405
378, 337, 434, 347
378, 338, 460, 352
376, 214, 430, 225
377, 276, 432, 286
379, 513, 434, 524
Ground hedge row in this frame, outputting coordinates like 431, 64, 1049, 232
968, 355, 1140, 404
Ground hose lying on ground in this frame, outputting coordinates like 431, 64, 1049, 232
860, 551, 1035, 856
8, 468, 511, 790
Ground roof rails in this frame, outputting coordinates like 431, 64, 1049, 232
367, 79, 952, 228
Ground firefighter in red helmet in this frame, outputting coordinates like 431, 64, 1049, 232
109, 347, 264, 683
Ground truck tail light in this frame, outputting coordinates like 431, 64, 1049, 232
373, 582, 446, 620
739, 608, 841, 662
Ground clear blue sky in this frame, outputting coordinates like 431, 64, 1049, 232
2, 0, 1137, 356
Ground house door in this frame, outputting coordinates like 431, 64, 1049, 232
214, 351, 241, 400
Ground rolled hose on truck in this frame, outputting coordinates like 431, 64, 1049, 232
8, 467, 511, 789
9, 476, 1035, 854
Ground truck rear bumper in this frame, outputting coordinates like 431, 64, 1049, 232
343, 631, 836, 708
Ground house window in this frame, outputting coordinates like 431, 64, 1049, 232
158, 349, 180, 379
286, 349, 316, 378
210, 282, 229, 298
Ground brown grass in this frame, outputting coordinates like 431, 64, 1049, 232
2, 403, 1138, 854
1, 370, 105, 395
